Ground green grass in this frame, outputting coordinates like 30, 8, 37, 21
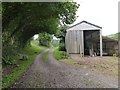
53, 48, 64, 60
42, 51, 49, 63
2, 43, 47, 88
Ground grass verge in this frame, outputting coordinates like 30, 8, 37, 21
53, 48, 68, 61
2, 43, 47, 88
53, 48, 64, 60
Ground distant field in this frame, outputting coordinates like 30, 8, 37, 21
108, 32, 120, 40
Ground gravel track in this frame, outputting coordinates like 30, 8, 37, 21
12, 49, 118, 88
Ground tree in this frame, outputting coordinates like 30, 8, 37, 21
39, 32, 52, 47
2, 2, 80, 64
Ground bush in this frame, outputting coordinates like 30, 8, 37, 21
54, 48, 68, 61
2, 45, 18, 65
59, 43, 66, 51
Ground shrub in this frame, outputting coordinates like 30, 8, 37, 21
59, 43, 66, 51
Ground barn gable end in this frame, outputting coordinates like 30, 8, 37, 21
67, 21, 102, 31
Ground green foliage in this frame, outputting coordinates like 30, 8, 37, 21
54, 48, 68, 60
55, 25, 68, 52
59, 37, 66, 51
55, 25, 68, 38
2, 37, 20, 65
3, 2, 79, 40
59, 42, 66, 51
108, 32, 120, 40
31, 39, 39, 46
39, 32, 52, 47
2, 43, 47, 88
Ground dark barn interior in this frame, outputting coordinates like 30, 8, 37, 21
84, 30, 100, 56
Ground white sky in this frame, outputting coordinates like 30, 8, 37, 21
73, 0, 119, 36
34, 34, 58, 40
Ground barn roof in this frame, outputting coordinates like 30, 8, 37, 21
67, 21, 102, 31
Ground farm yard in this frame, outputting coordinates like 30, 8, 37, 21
2, 1, 119, 89
60, 55, 118, 78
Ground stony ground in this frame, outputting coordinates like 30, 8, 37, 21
12, 49, 118, 88
61, 54, 118, 78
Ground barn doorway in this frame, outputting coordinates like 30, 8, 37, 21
83, 30, 100, 56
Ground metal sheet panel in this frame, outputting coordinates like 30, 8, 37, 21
65, 30, 84, 55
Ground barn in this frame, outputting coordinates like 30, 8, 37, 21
65, 21, 103, 57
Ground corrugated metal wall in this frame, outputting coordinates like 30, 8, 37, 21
65, 30, 84, 56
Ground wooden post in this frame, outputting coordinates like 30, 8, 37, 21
81, 30, 84, 57
100, 30, 102, 56
65, 31, 69, 55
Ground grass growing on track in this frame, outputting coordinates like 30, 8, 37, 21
42, 51, 49, 63
2, 43, 47, 88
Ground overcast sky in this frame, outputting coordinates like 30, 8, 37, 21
73, 0, 119, 36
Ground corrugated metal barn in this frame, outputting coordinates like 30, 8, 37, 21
65, 21, 103, 57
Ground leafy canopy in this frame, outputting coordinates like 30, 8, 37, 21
2, 2, 79, 64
